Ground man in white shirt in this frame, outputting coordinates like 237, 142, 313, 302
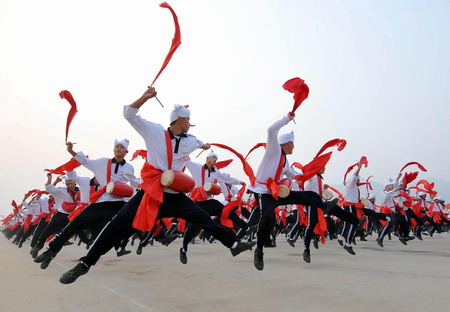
34, 139, 139, 269
59, 87, 254, 284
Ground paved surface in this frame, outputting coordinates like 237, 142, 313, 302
1, 232, 449, 312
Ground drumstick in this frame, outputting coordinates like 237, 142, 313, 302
196, 149, 205, 158
155, 96, 164, 108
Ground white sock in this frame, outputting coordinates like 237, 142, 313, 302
231, 242, 238, 249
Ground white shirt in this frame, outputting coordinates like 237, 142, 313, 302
67, 170, 95, 204
185, 160, 241, 200
344, 174, 360, 204
45, 185, 78, 214
123, 105, 204, 193
249, 115, 302, 194
37, 197, 53, 214
304, 175, 323, 196
74, 152, 140, 202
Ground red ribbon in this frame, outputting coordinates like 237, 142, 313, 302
295, 152, 332, 188
220, 184, 246, 228
400, 161, 427, 172
282, 77, 310, 114
45, 157, 82, 175
315, 138, 347, 158
59, 90, 78, 143
215, 159, 233, 169
130, 149, 148, 161
244, 143, 266, 159
210, 143, 256, 186
150, 2, 182, 86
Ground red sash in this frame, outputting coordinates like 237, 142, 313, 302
61, 189, 80, 213
89, 159, 112, 203
67, 202, 90, 221
132, 131, 172, 232
264, 153, 285, 200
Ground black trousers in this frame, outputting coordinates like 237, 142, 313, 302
379, 212, 409, 239
19, 224, 38, 245
36, 212, 70, 249
340, 206, 357, 244
48, 201, 126, 253
80, 190, 237, 266
31, 219, 49, 247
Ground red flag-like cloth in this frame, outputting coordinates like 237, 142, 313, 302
130, 149, 148, 161
59, 90, 78, 143
416, 179, 435, 191
365, 175, 374, 193
343, 156, 368, 185
132, 163, 164, 232
324, 184, 345, 206
150, 2, 182, 86
315, 139, 347, 158
244, 143, 266, 160
282, 77, 310, 114
210, 143, 256, 186
402, 172, 418, 187
399, 161, 427, 172
24, 190, 40, 200
11, 200, 20, 214
295, 152, 332, 188
45, 158, 82, 175
291, 162, 303, 170
215, 159, 233, 169
220, 184, 246, 228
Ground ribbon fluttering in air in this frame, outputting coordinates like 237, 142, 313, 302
399, 161, 427, 173
315, 139, 347, 158
343, 156, 368, 185
45, 158, 82, 175
215, 159, 233, 169
402, 172, 418, 187
295, 152, 333, 188
282, 77, 310, 114
365, 175, 374, 194
130, 150, 148, 161
150, 2, 182, 86
244, 143, 266, 160
59, 90, 78, 143
210, 143, 256, 186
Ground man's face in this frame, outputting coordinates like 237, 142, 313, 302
282, 141, 294, 155
113, 144, 128, 158
206, 156, 217, 167
65, 179, 76, 189
179, 117, 191, 132
385, 184, 394, 192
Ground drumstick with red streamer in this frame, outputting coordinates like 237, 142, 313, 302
148, 2, 182, 108
282, 77, 310, 124
59, 90, 78, 143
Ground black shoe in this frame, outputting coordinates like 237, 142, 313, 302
313, 238, 319, 250
231, 241, 256, 257
343, 245, 356, 255
416, 235, 423, 241
338, 239, 344, 246
254, 250, 264, 271
303, 250, 311, 263
64, 241, 74, 246
136, 246, 143, 255
34, 249, 57, 267
59, 262, 90, 284
30, 246, 42, 259
406, 236, 415, 241
160, 234, 178, 246
376, 238, 384, 247
360, 236, 367, 241
180, 248, 187, 264
117, 250, 131, 257
264, 240, 276, 248
399, 237, 407, 245
287, 238, 295, 248
18, 241, 23, 248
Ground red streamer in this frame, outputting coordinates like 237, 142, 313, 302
150, 2, 182, 86
59, 90, 78, 143
315, 138, 347, 158
244, 143, 266, 160
130, 149, 148, 161
399, 161, 427, 173
210, 143, 256, 186
282, 77, 310, 114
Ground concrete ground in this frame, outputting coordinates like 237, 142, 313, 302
1, 232, 449, 312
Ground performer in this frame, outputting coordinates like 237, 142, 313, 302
30, 195, 55, 249
18, 195, 42, 248
59, 87, 254, 284
30, 174, 80, 258
248, 112, 359, 270
180, 154, 250, 264
34, 140, 140, 269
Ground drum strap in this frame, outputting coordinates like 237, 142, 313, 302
165, 130, 173, 170
274, 151, 286, 182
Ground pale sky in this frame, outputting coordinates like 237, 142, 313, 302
1, 0, 449, 216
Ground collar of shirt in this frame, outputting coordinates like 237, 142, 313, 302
167, 128, 188, 139
203, 164, 216, 177
112, 158, 126, 165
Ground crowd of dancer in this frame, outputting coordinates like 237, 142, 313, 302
2, 86, 449, 285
